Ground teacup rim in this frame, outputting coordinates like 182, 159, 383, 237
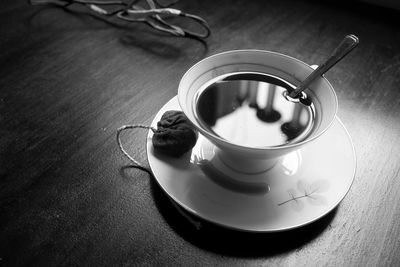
178, 49, 338, 151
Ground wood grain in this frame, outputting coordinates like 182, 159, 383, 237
1, 0, 400, 266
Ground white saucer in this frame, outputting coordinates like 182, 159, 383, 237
146, 96, 356, 232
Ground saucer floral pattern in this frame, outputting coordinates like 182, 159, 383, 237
278, 179, 330, 211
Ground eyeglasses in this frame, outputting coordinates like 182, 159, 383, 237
29, 0, 211, 39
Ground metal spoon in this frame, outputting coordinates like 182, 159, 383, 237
288, 34, 359, 99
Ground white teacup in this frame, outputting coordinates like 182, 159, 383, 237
178, 50, 337, 174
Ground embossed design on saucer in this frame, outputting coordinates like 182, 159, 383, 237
278, 179, 330, 211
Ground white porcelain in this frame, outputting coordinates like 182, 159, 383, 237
178, 50, 338, 174
146, 97, 356, 232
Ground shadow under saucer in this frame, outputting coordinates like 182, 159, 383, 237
149, 177, 336, 257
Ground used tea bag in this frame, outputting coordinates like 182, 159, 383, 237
153, 110, 198, 157
117, 110, 198, 171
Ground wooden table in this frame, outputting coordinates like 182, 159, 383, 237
1, 0, 399, 266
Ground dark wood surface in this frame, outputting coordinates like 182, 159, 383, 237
1, 0, 400, 266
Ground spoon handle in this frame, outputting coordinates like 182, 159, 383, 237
289, 34, 359, 98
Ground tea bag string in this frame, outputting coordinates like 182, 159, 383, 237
116, 123, 203, 230
116, 124, 156, 171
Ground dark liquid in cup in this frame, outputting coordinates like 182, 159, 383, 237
195, 72, 315, 147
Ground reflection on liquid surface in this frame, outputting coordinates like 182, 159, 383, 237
195, 72, 315, 147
